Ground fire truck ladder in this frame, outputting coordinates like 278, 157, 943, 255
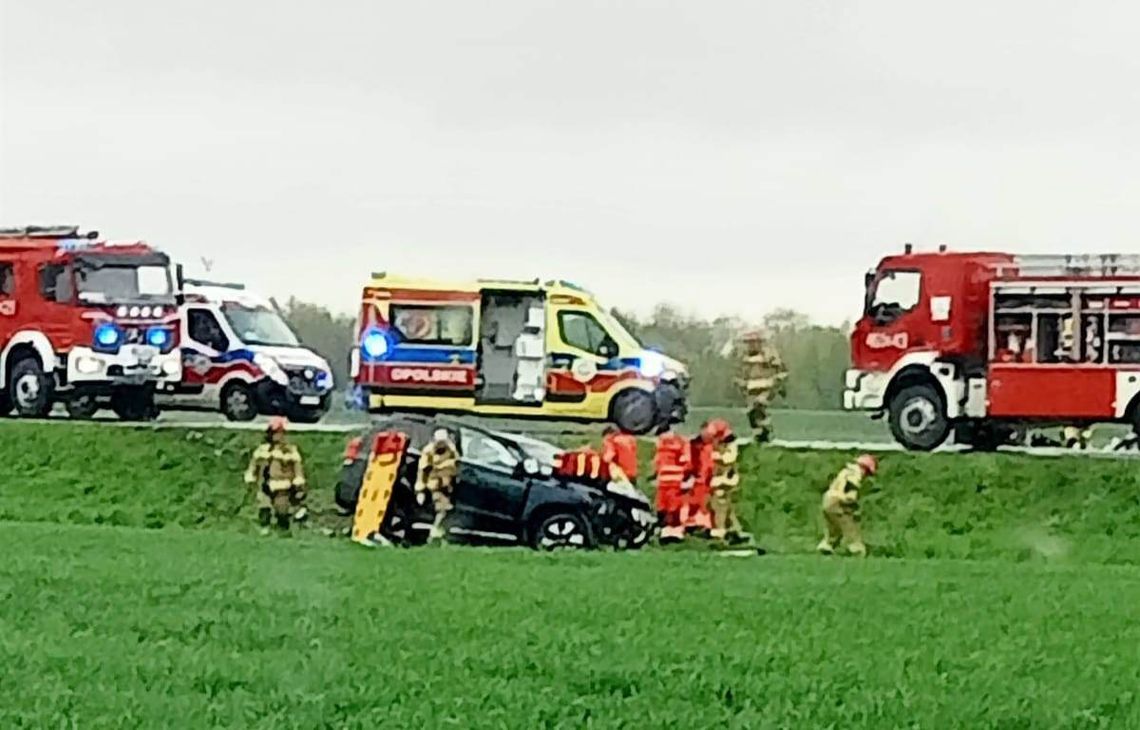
996, 254, 1140, 278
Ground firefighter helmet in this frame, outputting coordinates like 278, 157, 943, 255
856, 454, 878, 476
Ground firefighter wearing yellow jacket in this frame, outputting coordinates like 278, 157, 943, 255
817, 454, 877, 557
705, 420, 750, 544
416, 429, 460, 544
244, 417, 307, 534
734, 331, 787, 444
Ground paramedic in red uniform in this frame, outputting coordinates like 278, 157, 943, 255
654, 425, 690, 543
680, 424, 714, 534
602, 426, 640, 486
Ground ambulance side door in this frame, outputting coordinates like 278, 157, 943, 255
545, 307, 620, 406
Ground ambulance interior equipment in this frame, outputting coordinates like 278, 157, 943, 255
477, 290, 546, 404
161, 279, 335, 423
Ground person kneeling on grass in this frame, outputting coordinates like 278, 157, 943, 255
817, 454, 877, 557
244, 417, 308, 536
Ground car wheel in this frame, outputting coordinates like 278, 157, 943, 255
221, 382, 258, 422
111, 388, 157, 422
888, 384, 949, 451
65, 393, 100, 420
9, 357, 54, 418
611, 389, 658, 435
530, 511, 593, 551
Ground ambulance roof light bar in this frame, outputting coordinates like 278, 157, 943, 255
0, 225, 98, 239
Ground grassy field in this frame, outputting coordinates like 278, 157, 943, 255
4, 522, 1140, 728
5, 422, 1140, 726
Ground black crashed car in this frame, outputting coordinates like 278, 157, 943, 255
334, 415, 654, 550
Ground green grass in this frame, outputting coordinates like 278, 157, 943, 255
2, 522, 1139, 728
6, 422, 1140, 727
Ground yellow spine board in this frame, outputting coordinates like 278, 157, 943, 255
351, 432, 408, 543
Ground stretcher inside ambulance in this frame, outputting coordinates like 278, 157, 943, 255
158, 280, 335, 423
351, 276, 688, 434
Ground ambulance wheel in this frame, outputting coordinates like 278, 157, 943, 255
611, 389, 657, 435
65, 394, 100, 420
111, 388, 157, 422
888, 384, 949, 451
530, 511, 593, 551
221, 383, 258, 422
8, 357, 53, 419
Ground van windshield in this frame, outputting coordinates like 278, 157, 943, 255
222, 302, 300, 347
596, 309, 642, 350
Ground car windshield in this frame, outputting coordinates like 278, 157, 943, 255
507, 434, 562, 467
222, 302, 300, 347
75, 264, 173, 303
460, 427, 520, 470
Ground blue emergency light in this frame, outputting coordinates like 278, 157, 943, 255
361, 328, 390, 360
93, 323, 123, 351
146, 327, 172, 351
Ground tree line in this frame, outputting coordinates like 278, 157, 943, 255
281, 299, 852, 410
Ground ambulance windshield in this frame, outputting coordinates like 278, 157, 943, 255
75, 263, 174, 304
596, 309, 642, 350
222, 302, 300, 347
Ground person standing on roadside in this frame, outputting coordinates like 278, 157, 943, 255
244, 417, 307, 535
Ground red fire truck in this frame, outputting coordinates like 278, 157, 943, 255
844, 245, 1140, 450
0, 226, 182, 420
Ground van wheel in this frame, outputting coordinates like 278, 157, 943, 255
66, 393, 100, 420
611, 389, 658, 435
221, 383, 258, 422
888, 384, 949, 451
530, 511, 593, 551
9, 357, 54, 418
111, 388, 157, 422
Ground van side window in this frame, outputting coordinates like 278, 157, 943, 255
39, 264, 73, 303
188, 309, 230, 352
558, 311, 617, 357
390, 304, 473, 346
0, 263, 14, 297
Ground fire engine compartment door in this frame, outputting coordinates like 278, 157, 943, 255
475, 290, 546, 405
987, 365, 1116, 419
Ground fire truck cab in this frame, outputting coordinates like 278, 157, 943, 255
350, 275, 688, 434
0, 226, 182, 420
157, 280, 335, 423
845, 246, 1140, 450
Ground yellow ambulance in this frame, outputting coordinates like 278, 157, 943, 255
349, 275, 688, 434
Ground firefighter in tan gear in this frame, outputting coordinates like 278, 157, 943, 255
817, 454, 877, 557
705, 419, 751, 544
243, 417, 307, 534
734, 330, 787, 444
416, 429, 460, 544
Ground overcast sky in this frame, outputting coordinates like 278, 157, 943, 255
3, 1, 1140, 325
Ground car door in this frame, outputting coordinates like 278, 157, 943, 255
452, 426, 530, 538
181, 307, 233, 403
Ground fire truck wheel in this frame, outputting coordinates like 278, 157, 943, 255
65, 394, 100, 420
111, 389, 157, 422
8, 357, 54, 418
888, 384, 950, 451
221, 383, 258, 422
611, 389, 658, 435
0, 391, 11, 416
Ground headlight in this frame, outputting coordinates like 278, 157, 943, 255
316, 371, 334, 390
128, 306, 141, 318
253, 353, 288, 385
638, 352, 666, 378
93, 323, 123, 351
361, 328, 389, 360
75, 356, 105, 375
